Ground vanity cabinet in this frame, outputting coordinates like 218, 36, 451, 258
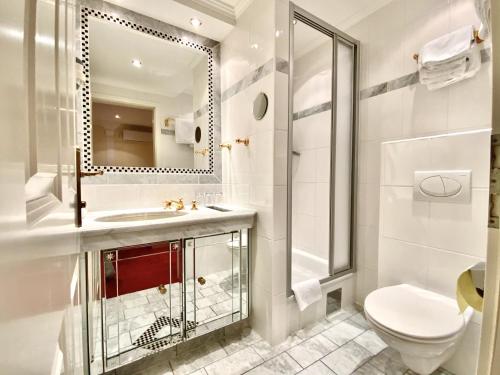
84, 229, 250, 374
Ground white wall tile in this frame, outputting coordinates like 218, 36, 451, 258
426, 248, 482, 298
427, 188, 489, 257
380, 186, 430, 244
447, 63, 493, 132
378, 238, 429, 289
382, 138, 431, 186
429, 130, 491, 188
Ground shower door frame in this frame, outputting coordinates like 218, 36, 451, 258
286, 3, 360, 297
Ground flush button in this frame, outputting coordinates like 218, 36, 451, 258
414, 170, 471, 203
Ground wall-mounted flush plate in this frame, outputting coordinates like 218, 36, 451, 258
414, 170, 471, 203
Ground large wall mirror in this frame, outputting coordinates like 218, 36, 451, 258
81, 7, 217, 174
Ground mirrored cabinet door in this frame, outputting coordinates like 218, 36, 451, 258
185, 230, 249, 338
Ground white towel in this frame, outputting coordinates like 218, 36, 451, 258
475, 0, 491, 40
418, 25, 481, 90
292, 279, 322, 312
175, 119, 194, 144
419, 25, 474, 66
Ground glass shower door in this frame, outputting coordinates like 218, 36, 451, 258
288, 6, 358, 293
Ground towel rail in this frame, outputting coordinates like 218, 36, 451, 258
412, 29, 484, 62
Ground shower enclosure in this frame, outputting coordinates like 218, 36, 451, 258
287, 4, 359, 293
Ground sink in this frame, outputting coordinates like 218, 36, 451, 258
95, 210, 188, 223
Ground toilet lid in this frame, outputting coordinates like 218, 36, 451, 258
364, 284, 466, 340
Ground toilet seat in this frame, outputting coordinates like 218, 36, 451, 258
364, 284, 467, 342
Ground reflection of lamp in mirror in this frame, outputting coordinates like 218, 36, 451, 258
164, 117, 175, 128
131, 58, 142, 68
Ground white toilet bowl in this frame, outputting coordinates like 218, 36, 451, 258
364, 284, 473, 375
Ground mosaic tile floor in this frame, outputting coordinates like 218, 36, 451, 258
99, 269, 246, 359
122, 307, 455, 375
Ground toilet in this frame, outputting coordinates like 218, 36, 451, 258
364, 284, 473, 375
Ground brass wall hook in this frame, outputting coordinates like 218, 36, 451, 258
235, 138, 250, 146
195, 148, 209, 156
219, 143, 232, 151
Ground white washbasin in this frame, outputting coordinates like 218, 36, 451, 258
94, 210, 188, 223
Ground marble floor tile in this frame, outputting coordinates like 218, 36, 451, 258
204, 346, 263, 375
325, 309, 354, 325
369, 348, 407, 375
295, 320, 332, 340
219, 328, 262, 355
246, 352, 302, 375
348, 313, 371, 330
354, 330, 387, 355
124, 301, 167, 320
169, 342, 227, 375
321, 341, 372, 375
322, 320, 365, 346
297, 361, 335, 375
122, 296, 149, 309
211, 300, 234, 316
352, 363, 384, 374
252, 335, 303, 361
287, 334, 338, 368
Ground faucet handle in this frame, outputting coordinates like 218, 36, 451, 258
191, 200, 199, 210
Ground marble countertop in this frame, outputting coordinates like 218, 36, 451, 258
80, 205, 256, 252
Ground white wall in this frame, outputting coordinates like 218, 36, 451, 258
347, 0, 492, 304
220, 0, 280, 343
344, 0, 492, 374
379, 130, 490, 375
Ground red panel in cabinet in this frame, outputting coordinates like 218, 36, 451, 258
101, 241, 182, 298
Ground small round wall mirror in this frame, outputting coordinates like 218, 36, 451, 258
195, 126, 202, 143
253, 92, 268, 120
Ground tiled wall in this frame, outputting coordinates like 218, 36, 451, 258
379, 130, 490, 375
346, 0, 492, 305
219, 0, 283, 344
345, 0, 492, 374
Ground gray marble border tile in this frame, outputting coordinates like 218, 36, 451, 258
221, 58, 275, 102
360, 46, 492, 100
276, 57, 289, 75
293, 101, 332, 121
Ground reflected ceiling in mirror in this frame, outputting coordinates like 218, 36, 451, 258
81, 7, 217, 174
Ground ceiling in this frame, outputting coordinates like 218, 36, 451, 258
104, 0, 252, 41
89, 17, 206, 98
293, 0, 393, 31
103, 0, 393, 43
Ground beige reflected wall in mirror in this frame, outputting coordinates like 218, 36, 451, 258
87, 14, 211, 170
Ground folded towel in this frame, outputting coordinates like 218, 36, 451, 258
475, 0, 491, 40
292, 279, 322, 311
418, 25, 481, 90
419, 25, 474, 66
420, 44, 481, 90
175, 118, 194, 144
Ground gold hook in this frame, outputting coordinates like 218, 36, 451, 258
219, 143, 232, 151
235, 138, 250, 146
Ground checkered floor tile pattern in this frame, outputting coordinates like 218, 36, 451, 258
98, 269, 247, 360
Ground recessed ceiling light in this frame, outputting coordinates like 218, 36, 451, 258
131, 59, 142, 68
251, 43, 259, 49
115, 114, 120, 119
190, 17, 202, 27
